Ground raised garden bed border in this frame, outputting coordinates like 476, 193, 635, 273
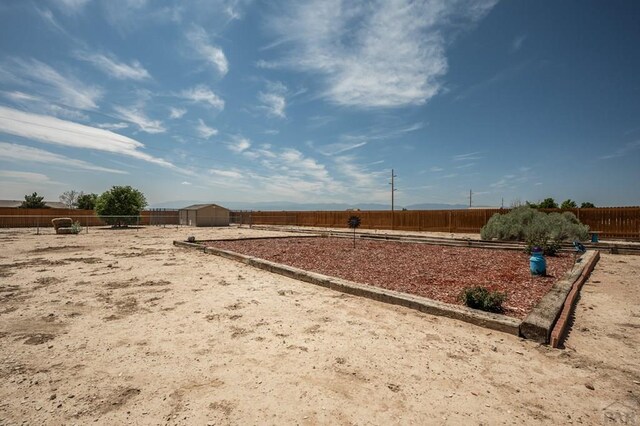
174, 237, 599, 344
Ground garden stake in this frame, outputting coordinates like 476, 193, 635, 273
347, 215, 361, 248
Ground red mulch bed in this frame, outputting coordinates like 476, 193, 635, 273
205, 237, 575, 319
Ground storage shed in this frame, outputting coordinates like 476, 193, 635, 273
179, 204, 230, 227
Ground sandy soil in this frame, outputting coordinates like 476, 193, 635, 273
0, 226, 638, 425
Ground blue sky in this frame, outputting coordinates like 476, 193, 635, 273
0, 0, 639, 207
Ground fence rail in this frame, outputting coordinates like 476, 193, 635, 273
231, 207, 640, 240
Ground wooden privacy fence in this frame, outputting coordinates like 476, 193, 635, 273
2, 207, 638, 239
0, 208, 179, 228
231, 207, 640, 240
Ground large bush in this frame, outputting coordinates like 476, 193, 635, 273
481, 206, 589, 255
95, 186, 147, 227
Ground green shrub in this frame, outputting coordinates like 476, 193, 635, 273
70, 221, 82, 234
461, 286, 506, 313
481, 206, 589, 255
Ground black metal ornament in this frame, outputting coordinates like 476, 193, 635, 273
348, 215, 361, 247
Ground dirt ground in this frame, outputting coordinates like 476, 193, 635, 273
0, 226, 638, 425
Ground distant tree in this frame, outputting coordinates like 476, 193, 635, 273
59, 190, 80, 208
525, 201, 539, 209
76, 193, 98, 210
20, 192, 48, 208
95, 186, 147, 227
560, 199, 577, 209
538, 198, 558, 209
580, 202, 596, 208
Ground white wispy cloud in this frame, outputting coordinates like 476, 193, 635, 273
209, 168, 244, 179
49, 0, 90, 15
453, 61, 531, 102
430, 166, 444, 172
169, 107, 187, 119
307, 115, 336, 129
186, 25, 229, 76
196, 118, 218, 139
490, 178, 509, 189
35, 7, 68, 34
453, 152, 483, 161
228, 135, 251, 153
1, 58, 102, 109
113, 105, 166, 134
3, 91, 44, 103
75, 51, 151, 80
336, 121, 425, 147
266, 0, 497, 108
258, 81, 287, 118
204, 144, 387, 202
0, 106, 174, 168
181, 181, 192, 185
255, 59, 279, 70
96, 122, 129, 130
599, 140, 640, 160
455, 162, 476, 169
490, 168, 537, 190
101, 0, 157, 33
333, 154, 382, 188
258, 92, 286, 118
0, 170, 58, 184
0, 142, 126, 174
399, 122, 425, 133
180, 85, 225, 110
510, 35, 527, 53
2, 90, 89, 121
317, 141, 367, 156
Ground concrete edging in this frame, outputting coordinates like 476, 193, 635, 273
520, 250, 600, 344
173, 239, 521, 335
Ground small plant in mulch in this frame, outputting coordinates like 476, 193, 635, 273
461, 286, 506, 313
347, 215, 361, 248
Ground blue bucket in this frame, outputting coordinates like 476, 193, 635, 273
530, 250, 546, 276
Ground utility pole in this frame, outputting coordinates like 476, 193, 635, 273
390, 169, 397, 230
469, 189, 472, 208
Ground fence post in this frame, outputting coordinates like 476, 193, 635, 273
36, 216, 40, 235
